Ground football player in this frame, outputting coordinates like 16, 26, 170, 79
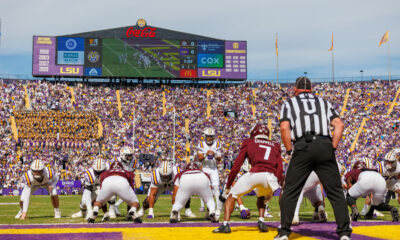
71, 158, 108, 220
170, 162, 217, 223
213, 123, 283, 233
196, 127, 223, 219
292, 171, 327, 225
345, 160, 398, 221
87, 161, 142, 223
15, 160, 60, 220
111, 146, 137, 218
137, 161, 195, 219
381, 150, 400, 205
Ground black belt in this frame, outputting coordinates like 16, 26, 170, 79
295, 134, 331, 143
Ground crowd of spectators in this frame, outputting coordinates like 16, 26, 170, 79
0, 78, 399, 193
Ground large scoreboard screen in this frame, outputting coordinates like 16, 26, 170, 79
32, 36, 247, 80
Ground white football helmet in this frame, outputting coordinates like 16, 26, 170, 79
384, 150, 398, 172
92, 158, 107, 175
158, 161, 173, 182
119, 146, 133, 164
203, 127, 215, 145
30, 160, 45, 181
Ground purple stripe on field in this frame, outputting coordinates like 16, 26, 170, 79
0, 232, 122, 240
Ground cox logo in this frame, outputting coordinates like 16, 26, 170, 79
200, 57, 220, 64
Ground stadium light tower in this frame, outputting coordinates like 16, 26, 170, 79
360, 70, 364, 81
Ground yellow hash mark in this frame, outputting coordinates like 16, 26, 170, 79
352, 225, 400, 240
0, 226, 318, 240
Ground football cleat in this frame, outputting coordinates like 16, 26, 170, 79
134, 217, 142, 223
212, 224, 231, 233
391, 208, 399, 222
170, 210, 179, 223
108, 207, 116, 219
240, 209, 251, 219
273, 234, 289, 240
292, 215, 300, 225
209, 213, 218, 223
147, 214, 154, 219
15, 209, 23, 219
54, 212, 61, 219
136, 208, 144, 217
185, 208, 196, 218
351, 207, 360, 221
264, 211, 273, 218
257, 220, 268, 232
114, 205, 121, 217
71, 211, 83, 218
101, 212, 110, 222
374, 210, 384, 217
87, 211, 98, 223
318, 205, 327, 222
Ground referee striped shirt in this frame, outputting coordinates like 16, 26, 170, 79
279, 92, 340, 141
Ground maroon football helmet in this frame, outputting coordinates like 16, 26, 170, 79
352, 160, 367, 170
250, 123, 270, 139
185, 162, 200, 170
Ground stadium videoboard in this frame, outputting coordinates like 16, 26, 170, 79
32, 36, 247, 80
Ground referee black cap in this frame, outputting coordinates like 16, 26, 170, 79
295, 76, 312, 90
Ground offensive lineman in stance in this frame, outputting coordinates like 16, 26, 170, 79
137, 161, 195, 219
71, 158, 108, 220
197, 127, 224, 220
87, 161, 142, 223
170, 162, 217, 223
15, 160, 60, 220
345, 160, 399, 222
213, 123, 283, 233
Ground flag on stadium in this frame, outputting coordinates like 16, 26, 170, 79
379, 31, 389, 46
275, 33, 278, 56
328, 32, 334, 51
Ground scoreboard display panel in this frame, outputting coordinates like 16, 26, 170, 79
32, 36, 247, 79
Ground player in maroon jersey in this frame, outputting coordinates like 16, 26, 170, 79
213, 123, 283, 233
87, 161, 142, 223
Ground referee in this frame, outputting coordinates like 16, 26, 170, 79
275, 77, 352, 240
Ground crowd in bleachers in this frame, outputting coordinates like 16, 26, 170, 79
0, 78, 399, 193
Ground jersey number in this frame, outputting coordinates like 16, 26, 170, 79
259, 145, 271, 160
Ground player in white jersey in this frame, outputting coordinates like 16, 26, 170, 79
196, 127, 223, 219
71, 158, 109, 220
110, 146, 138, 218
292, 171, 327, 225
15, 160, 60, 220
137, 161, 195, 218
380, 150, 400, 205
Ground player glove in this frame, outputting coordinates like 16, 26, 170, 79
219, 188, 230, 202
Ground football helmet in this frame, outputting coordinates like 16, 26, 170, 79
158, 161, 173, 182
352, 160, 367, 170
250, 123, 270, 139
30, 160, 45, 181
384, 150, 398, 172
185, 162, 200, 170
119, 146, 133, 164
203, 127, 215, 145
92, 158, 107, 176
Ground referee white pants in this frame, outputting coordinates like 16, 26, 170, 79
96, 176, 138, 205
348, 171, 386, 206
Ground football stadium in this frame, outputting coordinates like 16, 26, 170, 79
1, 4, 400, 240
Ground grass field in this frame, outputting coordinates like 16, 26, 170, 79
102, 38, 178, 78
0, 194, 398, 225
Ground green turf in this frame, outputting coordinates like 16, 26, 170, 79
0, 195, 397, 224
102, 38, 177, 78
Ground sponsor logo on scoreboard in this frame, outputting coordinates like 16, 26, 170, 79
137, 18, 147, 28
180, 69, 197, 78
126, 27, 156, 38
197, 54, 224, 68
87, 51, 100, 63
84, 67, 102, 76
57, 66, 83, 76
36, 37, 53, 45
89, 38, 99, 47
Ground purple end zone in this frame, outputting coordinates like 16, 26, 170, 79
0, 232, 122, 240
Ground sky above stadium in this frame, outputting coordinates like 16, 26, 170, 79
0, 0, 399, 82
